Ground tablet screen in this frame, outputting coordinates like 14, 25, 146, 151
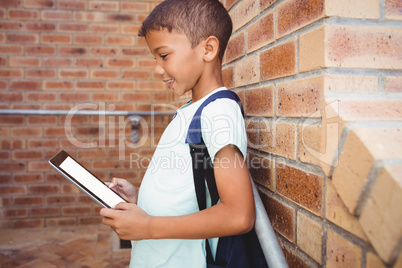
49, 150, 126, 208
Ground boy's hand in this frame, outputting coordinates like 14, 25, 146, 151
106, 177, 138, 204
100, 202, 151, 241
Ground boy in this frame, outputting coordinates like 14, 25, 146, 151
100, 0, 255, 267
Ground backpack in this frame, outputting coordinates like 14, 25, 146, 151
186, 90, 269, 268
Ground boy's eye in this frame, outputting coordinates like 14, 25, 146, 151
160, 54, 168, 59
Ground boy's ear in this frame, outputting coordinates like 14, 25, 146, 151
203, 36, 220, 62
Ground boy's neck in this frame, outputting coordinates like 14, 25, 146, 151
191, 61, 224, 103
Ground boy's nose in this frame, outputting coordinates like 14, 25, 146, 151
154, 62, 164, 76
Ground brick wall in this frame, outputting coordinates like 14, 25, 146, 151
0, 0, 172, 228
222, 0, 402, 267
1, 0, 401, 267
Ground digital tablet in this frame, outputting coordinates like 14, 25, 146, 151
49, 150, 126, 208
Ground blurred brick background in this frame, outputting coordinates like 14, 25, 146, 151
1, 0, 402, 267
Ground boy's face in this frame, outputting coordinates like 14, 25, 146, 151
145, 29, 205, 97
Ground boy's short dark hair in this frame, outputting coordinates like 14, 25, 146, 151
138, 0, 233, 61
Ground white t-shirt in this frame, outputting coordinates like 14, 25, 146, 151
130, 87, 247, 268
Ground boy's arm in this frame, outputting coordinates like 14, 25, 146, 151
100, 145, 255, 241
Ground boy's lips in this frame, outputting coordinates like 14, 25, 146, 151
164, 78, 175, 89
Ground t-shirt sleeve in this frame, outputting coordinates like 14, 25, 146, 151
200, 98, 247, 162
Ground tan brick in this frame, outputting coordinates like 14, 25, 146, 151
324, 75, 378, 93
247, 153, 274, 191
260, 39, 297, 81
260, 0, 278, 11
260, 121, 296, 160
333, 127, 402, 213
259, 191, 296, 242
359, 164, 402, 262
233, 0, 258, 31
277, 76, 323, 117
366, 252, 386, 268
226, 31, 245, 63
326, 229, 362, 268
385, 0, 402, 20
245, 86, 273, 117
277, 0, 324, 38
325, 0, 379, 19
297, 211, 323, 263
89, 23, 119, 34
300, 26, 326, 72
325, 179, 368, 240
247, 11, 274, 53
74, 11, 104, 22
385, 76, 402, 92
276, 163, 323, 215
235, 54, 259, 87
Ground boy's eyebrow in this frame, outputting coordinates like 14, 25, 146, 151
153, 46, 168, 54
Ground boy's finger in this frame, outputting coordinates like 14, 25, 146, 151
114, 202, 132, 211
100, 207, 116, 217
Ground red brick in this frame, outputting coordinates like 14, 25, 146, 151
46, 195, 75, 205
107, 58, 135, 68
28, 139, 58, 149
122, 92, 151, 102
0, 45, 23, 54
31, 207, 60, 217
105, 13, 134, 22
90, 47, 119, 56
91, 70, 120, 79
89, 24, 119, 34
46, 217, 76, 227
29, 184, 59, 194
248, 153, 275, 190
0, 115, 24, 125
93, 160, 121, 170
121, 25, 140, 35
43, 127, 65, 137
0, 174, 11, 184
24, 0, 55, 8
276, 164, 323, 215
121, 47, 149, 57
89, 1, 118, 11
0, 185, 27, 194
7, 33, 38, 43
74, 35, 103, 45
26, 69, 56, 79
76, 81, 104, 90
0, 140, 25, 150
246, 86, 274, 116
79, 217, 102, 225
13, 151, 43, 161
27, 92, 57, 102
59, 69, 88, 79
259, 191, 296, 242
76, 58, 104, 68
41, 10, 72, 20
120, 2, 150, 11
92, 92, 119, 102
59, 23, 88, 32
74, 11, 103, 22
11, 127, 42, 137
0, 69, 23, 78
222, 66, 234, 89
26, 46, 56, 55
226, 32, 245, 63
0, 80, 6, 90
0, 56, 5, 65
247, 11, 274, 53
107, 81, 135, 91
4, 208, 28, 218
277, 0, 324, 38
62, 205, 91, 216
0, 0, 22, 7
9, 57, 40, 67
43, 80, 73, 90
0, 21, 23, 31
14, 219, 44, 228
0, 151, 10, 160
57, 0, 86, 10
60, 92, 89, 102
27, 115, 57, 125
122, 70, 149, 80
261, 39, 297, 81
8, 9, 39, 19
14, 196, 43, 206
26, 22, 56, 32
41, 34, 71, 44
43, 58, 72, 68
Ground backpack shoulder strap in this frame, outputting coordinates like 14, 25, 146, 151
185, 90, 244, 144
